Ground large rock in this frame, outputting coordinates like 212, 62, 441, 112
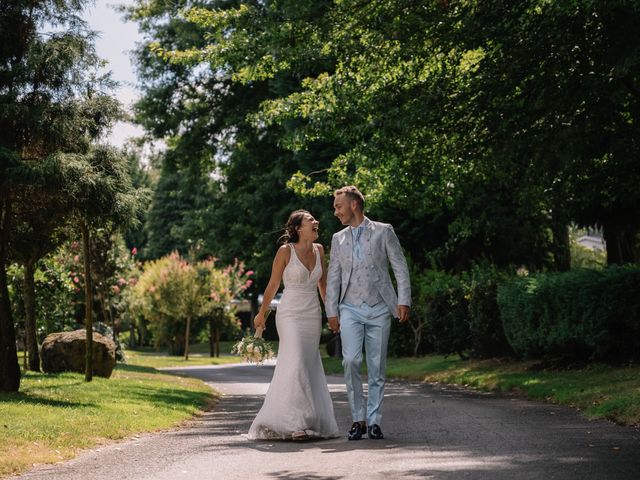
41, 329, 116, 378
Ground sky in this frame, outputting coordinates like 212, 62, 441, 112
82, 0, 145, 148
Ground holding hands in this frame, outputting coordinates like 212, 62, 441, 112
328, 316, 340, 334
398, 305, 410, 323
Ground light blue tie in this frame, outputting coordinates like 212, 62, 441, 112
352, 226, 364, 262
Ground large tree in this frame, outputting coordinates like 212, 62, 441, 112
169, 0, 640, 269
1, 0, 136, 389
60, 146, 146, 381
149, 0, 556, 271
1, 0, 104, 391
127, 0, 340, 290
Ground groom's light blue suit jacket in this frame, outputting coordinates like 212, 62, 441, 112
326, 217, 411, 318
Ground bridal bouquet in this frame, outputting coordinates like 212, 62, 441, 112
231, 311, 275, 365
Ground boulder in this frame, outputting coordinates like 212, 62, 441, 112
41, 329, 116, 378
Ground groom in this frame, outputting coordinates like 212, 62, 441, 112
326, 186, 411, 441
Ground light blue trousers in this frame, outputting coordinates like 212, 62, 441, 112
339, 301, 391, 427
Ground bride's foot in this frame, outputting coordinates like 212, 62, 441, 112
291, 430, 309, 441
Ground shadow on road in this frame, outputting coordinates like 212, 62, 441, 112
164, 365, 640, 480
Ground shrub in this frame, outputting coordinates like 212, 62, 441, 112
128, 253, 251, 356
388, 317, 432, 357
497, 266, 640, 360
463, 264, 514, 358
570, 242, 606, 269
415, 270, 470, 358
396, 266, 512, 359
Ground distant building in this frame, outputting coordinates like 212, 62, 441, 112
231, 293, 281, 313
232, 294, 282, 341
576, 234, 606, 251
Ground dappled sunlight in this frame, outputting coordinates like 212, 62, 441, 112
160, 364, 640, 480
523, 378, 543, 386
7, 362, 639, 480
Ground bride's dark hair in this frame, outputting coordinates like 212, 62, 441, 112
279, 209, 310, 244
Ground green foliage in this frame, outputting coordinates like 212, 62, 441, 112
8, 237, 142, 340
121, 146, 153, 254
397, 264, 513, 359
154, 0, 640, 269
128, 252, 250, 355
387, 318, 430, 358
1, 0, 132, 389
498, 266, 640, 360
571, 242, 606, 270
126, 0, 344, 293
7, 256, 76, 339
141, 158, 214, 260
463, 264, 514, 359
414, 270, 470, 358
130, 252, 204, 354
571, 243, 606, 270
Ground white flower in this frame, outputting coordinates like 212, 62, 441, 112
231, 334, 275, 365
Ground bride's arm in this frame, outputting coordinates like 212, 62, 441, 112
254, 245, 289, 329
317, 243, 328, 304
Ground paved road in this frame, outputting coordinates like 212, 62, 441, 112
13, 362, 640, 480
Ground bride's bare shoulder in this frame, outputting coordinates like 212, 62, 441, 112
276, 243, 292, 260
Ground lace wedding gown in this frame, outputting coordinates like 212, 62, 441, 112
248, 244, 340, 440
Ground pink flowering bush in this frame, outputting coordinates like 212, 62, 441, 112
128, 253, 253, 357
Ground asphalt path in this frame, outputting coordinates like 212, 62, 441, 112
13, 361, 640, 480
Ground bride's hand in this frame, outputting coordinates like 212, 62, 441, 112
327, 316, 340, 334
254, 312, 266, 330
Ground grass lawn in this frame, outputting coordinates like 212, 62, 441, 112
124, 350, 241, 369
322, 355, 640, 427
0, 360, 214, 477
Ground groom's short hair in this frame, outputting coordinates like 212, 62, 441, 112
335, 185, 365, 211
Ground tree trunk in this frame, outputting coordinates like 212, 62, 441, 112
129, 321, 137, 348
0, 197, 20, 392
413, 329, 421, 358
22, 334, 27, 370
104, 289, 116, 344
96, 283, 108, 325
209, 317, 214, 357
551, 222, 571, 272
81, 219, 93, 382
214, 327, 220, 358
183, 316, 191, 361
97, 283, 116, 343
603, 222, 637, 265
23, 260, 40, 371
137, 321, 144, 347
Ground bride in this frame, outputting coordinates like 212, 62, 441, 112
248, 210, 340, 441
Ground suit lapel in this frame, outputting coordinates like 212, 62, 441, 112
363, 217, 373, 258
337, 228, 352, 265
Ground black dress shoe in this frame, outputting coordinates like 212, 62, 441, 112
347, 422, 365, 441
367, 424, 384, 439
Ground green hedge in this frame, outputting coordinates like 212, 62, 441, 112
396, 266, 514, 358
497, 266, 640, 360
464, 265, 514, 358
415, 270, 470, 357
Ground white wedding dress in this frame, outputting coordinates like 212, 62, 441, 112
248, 243, 340, 440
